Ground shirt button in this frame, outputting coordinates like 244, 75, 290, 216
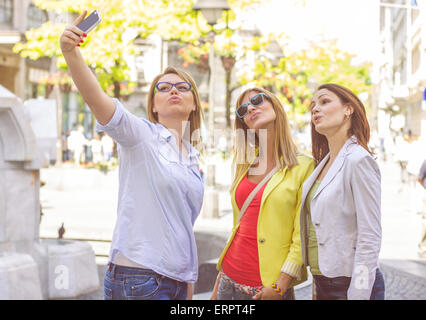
259, 238, 265, 244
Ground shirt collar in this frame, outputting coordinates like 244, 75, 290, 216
157, 123, 173, 143
156, 122, 200, 165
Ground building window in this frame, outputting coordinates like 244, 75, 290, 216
0, 0, 13, 24
27, 3, 47, 29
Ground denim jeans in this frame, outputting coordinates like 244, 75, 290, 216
313, 268, 385, 300
217, 274, 295, 300
104, 263, 187, 300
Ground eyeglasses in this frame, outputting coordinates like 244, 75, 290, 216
235, 93, 270, 119
155, 81, 192, 93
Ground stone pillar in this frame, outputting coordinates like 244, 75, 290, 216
0, 85, 43, 299
0, 85, 99, 299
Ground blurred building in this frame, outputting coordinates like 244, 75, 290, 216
0, 0, 53, 100
378, 0, 426, 138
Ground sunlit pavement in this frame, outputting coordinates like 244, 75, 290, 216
39, 157, 426, 299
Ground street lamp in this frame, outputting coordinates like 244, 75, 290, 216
193, 0, 230, 150
193, 0, 230, 27
265, 39, 284, 67
193, 0, 230, 219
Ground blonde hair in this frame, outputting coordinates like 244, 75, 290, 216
231, 87, 298, 191
147, 66, 203, 148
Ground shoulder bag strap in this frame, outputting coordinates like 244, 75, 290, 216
237, 165, 280, 224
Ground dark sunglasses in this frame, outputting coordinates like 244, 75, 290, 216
154, 81, 192, 93
235, 93, 269, 119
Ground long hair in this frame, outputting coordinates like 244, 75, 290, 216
231, 87, 298, 191
147, 66, 203, 148
311, 83, 371, 164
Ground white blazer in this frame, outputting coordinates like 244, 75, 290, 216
300, 136, 382, 300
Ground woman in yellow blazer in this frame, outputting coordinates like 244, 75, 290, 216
210, 87, 314, 300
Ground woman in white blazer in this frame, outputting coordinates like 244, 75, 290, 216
300, 83, 385, 300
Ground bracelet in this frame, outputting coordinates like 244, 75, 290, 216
271, 282, 284, 296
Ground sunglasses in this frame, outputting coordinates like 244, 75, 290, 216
235, 93, 270, 119
154, 81, 192, 94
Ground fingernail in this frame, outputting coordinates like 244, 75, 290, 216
77, 44, 80, 47
80, 39, 84, 43
83, 33, 87, 37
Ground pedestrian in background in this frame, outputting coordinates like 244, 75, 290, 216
89, 132, 103, 164
300, 83, 385, 300
418, 159, 426, 189
211, 87, 315, 300
418, 158, 426, 211
418, 159, 426, 255
62, 130, 71, 162
67, 125, 87, 165
60, 11, 204, 300
407, 135, 425, 214
101, 132, 114, 162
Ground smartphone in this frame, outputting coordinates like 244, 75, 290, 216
76, 10, 102, 33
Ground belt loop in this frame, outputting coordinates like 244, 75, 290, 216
113, 263, 118, 279
109, 262, 117, 280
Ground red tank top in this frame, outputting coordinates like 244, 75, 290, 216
222, 174, 266, 286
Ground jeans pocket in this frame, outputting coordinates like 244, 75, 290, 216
124, 274, 162, 300
103, 277, 114, 300
104, 286, 113, 300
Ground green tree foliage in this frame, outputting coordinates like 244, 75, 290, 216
13, 0, 370, 127
240, 39, 372, 126
13, 0, 155, 97
13, 0, 267, 98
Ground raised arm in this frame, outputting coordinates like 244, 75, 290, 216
60, 11, 115, 125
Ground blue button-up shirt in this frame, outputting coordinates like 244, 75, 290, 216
95, 99, 204, 283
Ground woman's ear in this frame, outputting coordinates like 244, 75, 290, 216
344, 104, 354, 117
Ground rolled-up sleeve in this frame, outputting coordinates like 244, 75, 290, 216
95, 98, 155, 148
348, 155, 382, 300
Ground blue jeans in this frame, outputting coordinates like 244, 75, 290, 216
104, 263, 187, 300
313, 268, 385, 300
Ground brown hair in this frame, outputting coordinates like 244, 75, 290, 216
311, 83, 371, 164
147, 66, 203, 148
232, 87, 298, 191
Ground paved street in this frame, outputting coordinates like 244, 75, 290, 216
39, 156, 426, 300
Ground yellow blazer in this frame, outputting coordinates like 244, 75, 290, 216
216, 155, 315, 288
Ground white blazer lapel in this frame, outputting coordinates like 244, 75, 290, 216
312, 136, 357, 201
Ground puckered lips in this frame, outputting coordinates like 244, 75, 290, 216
249, 111, 261, 121
312, 114, 322, 124
168, 96, 182, 103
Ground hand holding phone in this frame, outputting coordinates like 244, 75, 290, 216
76, 10, 102, 34
60, 10, 101, 53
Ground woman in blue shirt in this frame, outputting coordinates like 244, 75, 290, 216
60, 11, 204, 300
